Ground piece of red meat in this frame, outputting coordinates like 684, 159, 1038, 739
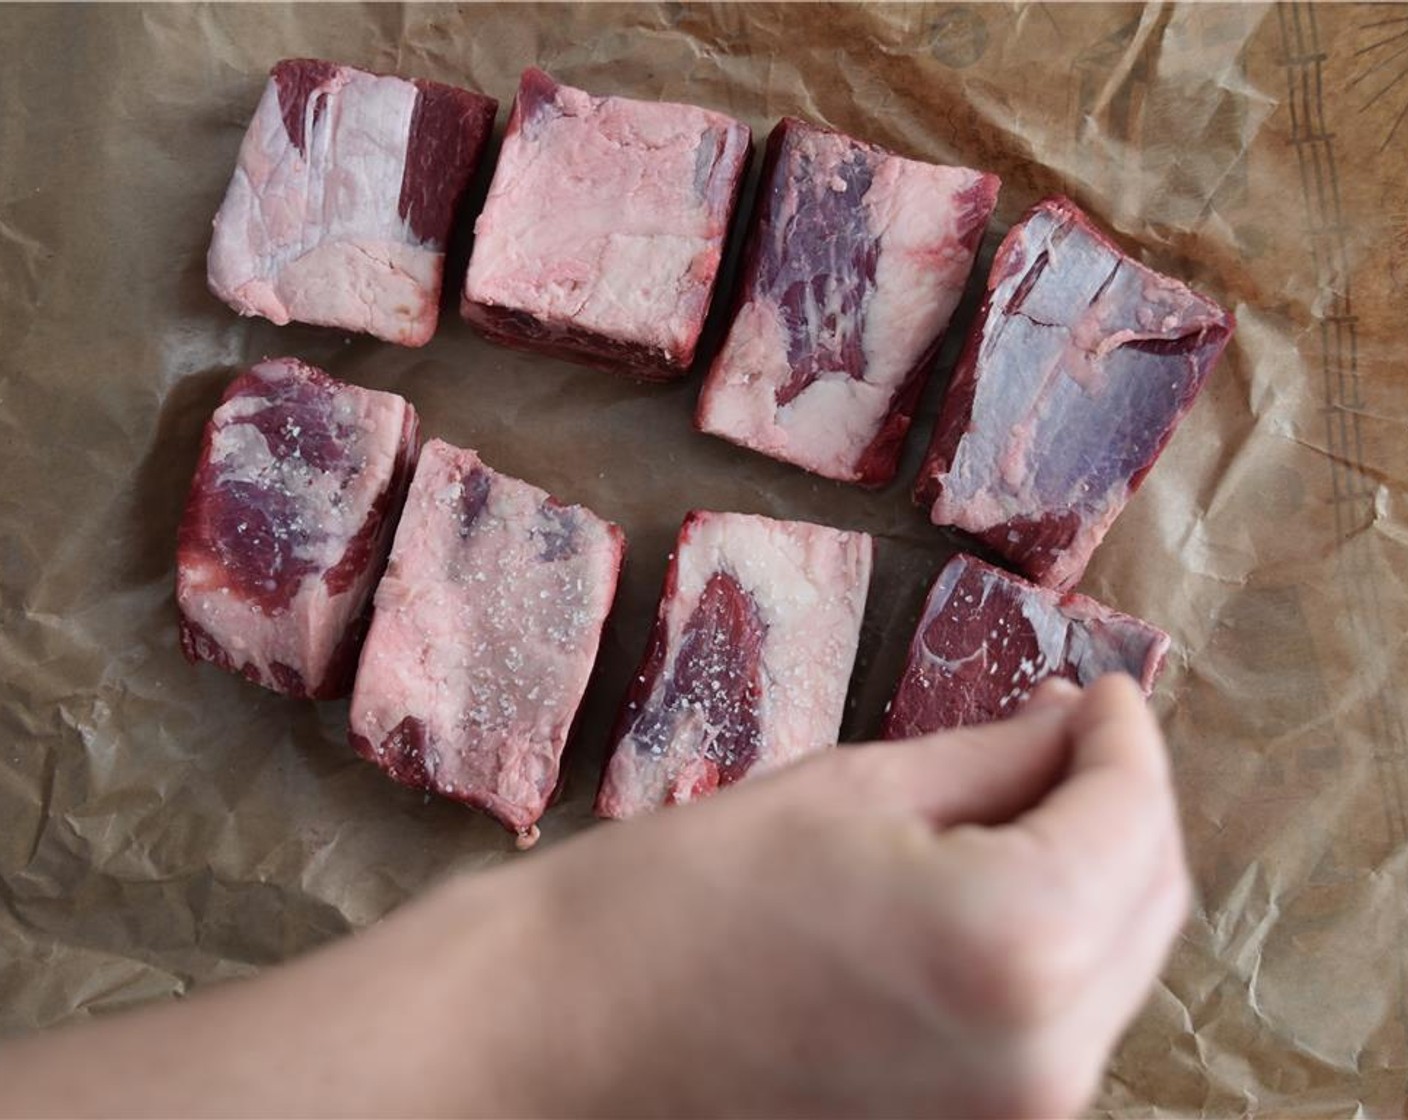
208, 59, 497, 347
596, 510, 872, 818
349, 439, 625, 846
176, 358, 419, 699
882, 553, 1169, 738
913, 196, 1235, 590
697, 117, 999, 485
461, 68, 751, 381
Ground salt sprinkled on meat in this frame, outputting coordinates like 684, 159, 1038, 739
349, 439, 624, 842
597, 510, 872, 818
176, 357, 418, 699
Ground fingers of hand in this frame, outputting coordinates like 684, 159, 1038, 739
920, 675, 1188, 1027
1060, 824, 1192, 1062
811, 680, 1082, 827
1024, 675, 1082, 714
1011, 673, 1181, 913
1011, 825, 1191, 1120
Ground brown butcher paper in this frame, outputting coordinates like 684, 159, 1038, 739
0, 3, 1405, 1115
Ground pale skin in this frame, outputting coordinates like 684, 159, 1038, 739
0, 674, 1190, 1118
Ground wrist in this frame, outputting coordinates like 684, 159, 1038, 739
403, 860, 624, 1118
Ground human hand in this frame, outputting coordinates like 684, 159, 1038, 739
0, 674, 1188, 1120
470, 673, 1190, 1118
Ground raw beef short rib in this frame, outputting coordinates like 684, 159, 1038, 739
349, 439, 624, 844
597, 511, 872, 818
914, 196, 1235, 590
696, 117, 999, 485
462, 68, 751, 381
208, 59, 497, 347
883, 553, 1169, 737
177, 358, 419, 699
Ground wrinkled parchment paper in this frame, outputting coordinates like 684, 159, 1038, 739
1, 3, 1405, 1113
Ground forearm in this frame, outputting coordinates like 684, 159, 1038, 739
0, 870, 565, 1118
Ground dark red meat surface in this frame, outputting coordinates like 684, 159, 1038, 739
883, 553, 1169, 738
914, 196, 1234, 590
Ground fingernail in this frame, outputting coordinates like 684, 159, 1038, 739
1024, 676, 1082, 714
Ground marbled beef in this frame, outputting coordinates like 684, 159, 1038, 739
696, 118, 999, 485
349, 439, 624, 845
176, 358, 419, 699
597, 511, 871, 818
462, 68, 751, 381
883, 553, 1169, 738
914, 196, 1234, 590
209, 59, 497, 347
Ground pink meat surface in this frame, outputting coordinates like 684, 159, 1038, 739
208, 59, 497, 347
349, 439, 624, 843
461, 68, 751, 381
914, 196, 1235, 590
597, 511, 872, 818
696, 118, 999, 486
176, 358, 419, 699
883, 553, 1169, 738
